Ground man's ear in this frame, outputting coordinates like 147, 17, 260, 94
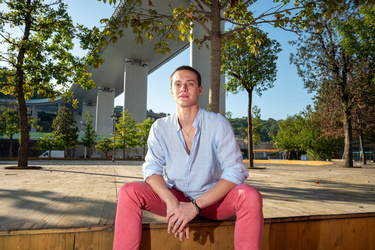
198, 86, 203, 96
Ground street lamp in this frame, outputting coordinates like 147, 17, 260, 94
111, 112, 118, 162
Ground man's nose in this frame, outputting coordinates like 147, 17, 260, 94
181, 83, 188, 91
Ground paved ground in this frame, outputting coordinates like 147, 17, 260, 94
0, 159, 374, 231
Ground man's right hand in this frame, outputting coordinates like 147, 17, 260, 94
166, 201, 199, 241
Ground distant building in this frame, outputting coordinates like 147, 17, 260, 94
147, 110, 167, 121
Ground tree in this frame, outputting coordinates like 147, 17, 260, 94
337, 4, 375, 164
290, 2, 375, 167
259, 118, 280, 142
273, 108, 340, 161
136, 118, 154, 158
221, 27, 280, 167
273, 115, 302, 160
81, 111, 97, 158
0, 103, 39, 157
298, 107, 342, 160
95, 137, 112, 157
251, 106, 262, 147
52, 106, 79, 157
0, 104, 20, 157
100, 0, 344, 113
228, 117, 247, 139
0, 0, 103, 167
116, 110, 137, 158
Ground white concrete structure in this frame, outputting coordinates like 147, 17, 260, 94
123, 59, 148, 123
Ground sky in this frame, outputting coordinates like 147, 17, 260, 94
1, 0, 315, 120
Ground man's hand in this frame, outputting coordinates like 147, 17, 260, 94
166, 202, 198, 241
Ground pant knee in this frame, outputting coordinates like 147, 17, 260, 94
237, 184, 263, 208
118, 182, 144, 200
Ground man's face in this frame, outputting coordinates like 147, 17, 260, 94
170, 69, 202, 108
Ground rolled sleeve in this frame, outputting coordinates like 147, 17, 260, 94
216, 115, 249, 184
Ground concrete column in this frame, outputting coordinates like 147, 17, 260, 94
191, 22, 225, 113
30, 106, 38, 132
123, 59, 148, 123
95, 87, 115, 136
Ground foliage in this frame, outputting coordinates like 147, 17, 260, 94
115, 110, 138, 157
136, 118, 154, 158
251, 106, 262, 146
0, 103, 39, 157
81, 111, 97, 157
273, 107, 341, 160
221, 27, 281, 95
52, 106, 79, 156
337, 4, 375, 60
228, 116, 280, 143
33, 133, 65, 156
0, 104, 20, 157
0, 104, 20, 140
228, 117, 247, 139
0, 0, 103, 167
273, 115, 303, 159
259, 118, 280, 142
95, 137, 112, 157
98, 0, 346, 113
37, 111, 56, 132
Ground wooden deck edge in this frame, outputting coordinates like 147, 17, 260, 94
264, 212, 375, 224
0, 225, 113, 236
1, 212, 373, 236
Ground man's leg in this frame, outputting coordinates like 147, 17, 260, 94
113, 182, 165, 250
113, 182, 189, 250
199, 184, 264, 250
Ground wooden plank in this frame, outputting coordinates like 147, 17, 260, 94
0, 233, 74, 250
74, 231, 114, 250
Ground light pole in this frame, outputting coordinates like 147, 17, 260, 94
111, 112, 117, 162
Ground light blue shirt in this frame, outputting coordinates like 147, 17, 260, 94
142, 108, 248, 200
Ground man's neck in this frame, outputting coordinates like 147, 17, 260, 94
176, 105, 199, 127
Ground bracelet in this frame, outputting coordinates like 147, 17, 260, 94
191, 199, 202, 213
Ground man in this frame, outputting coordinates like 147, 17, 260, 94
113, 66, 263, 249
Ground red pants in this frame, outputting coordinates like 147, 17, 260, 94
113, 182, 264, 250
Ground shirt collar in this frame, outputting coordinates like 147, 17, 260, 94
173, 107, 202, 132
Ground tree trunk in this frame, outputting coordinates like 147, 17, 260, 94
9, 135, 13, 157
247, 89, 254, 168
16, 0, 32, 168
208, 1, 222, 113
359, 134, 366, 165
343, 108, 353, 167
17, 93, 30, 167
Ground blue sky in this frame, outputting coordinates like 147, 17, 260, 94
2, 0, 315, 120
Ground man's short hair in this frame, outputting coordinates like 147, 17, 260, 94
170, 65, 202, 87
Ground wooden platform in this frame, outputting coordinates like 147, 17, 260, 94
1, 160, 375, 249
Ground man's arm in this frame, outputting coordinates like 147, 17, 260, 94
145, 174, 179, 211
193, 178, 237, 209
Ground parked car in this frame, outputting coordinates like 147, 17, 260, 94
38, 150, 64, 158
